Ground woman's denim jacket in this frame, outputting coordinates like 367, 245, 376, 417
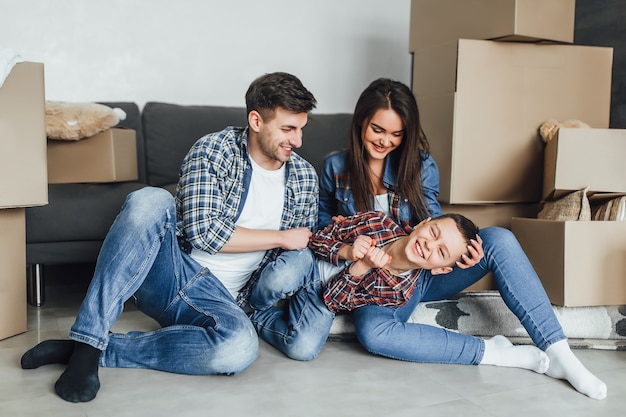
318, 150, 443, 230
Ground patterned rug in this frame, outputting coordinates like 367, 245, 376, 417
328, 291, 626, 350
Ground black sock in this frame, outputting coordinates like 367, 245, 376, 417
20, 339, 75, 369
54, 342, 102, 403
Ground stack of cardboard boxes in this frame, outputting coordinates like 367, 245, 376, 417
512, 128, 626, 307
0, 62, 48, 339
410, 0, 624, 303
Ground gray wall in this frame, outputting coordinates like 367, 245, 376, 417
575, 0, 626, 128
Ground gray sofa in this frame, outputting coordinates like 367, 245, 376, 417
25, 101, 352, 305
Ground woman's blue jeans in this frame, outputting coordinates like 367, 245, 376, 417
353, 226, 566, 365
248, 249, 335, 361
69, 187, 258, 375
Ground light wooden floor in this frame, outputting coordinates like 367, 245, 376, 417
2, 264, 626, 416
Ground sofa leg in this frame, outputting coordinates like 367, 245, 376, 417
27, 264, 45, 307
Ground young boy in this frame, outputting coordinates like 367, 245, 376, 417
308, 210, 479, 312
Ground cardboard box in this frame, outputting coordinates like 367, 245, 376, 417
47, 128, 138, 184
543, 128, 626, 200
511, 217, 626, 307
440, 202, 541, 229
0, 208, 27, 340
0, 62, 48, 208
409, 0, 576, 51
464, 275, 496, 293
414, 40, 613, 204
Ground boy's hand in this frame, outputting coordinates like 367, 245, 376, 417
348, 235, 373, 261
456, 235, 484, 269
362, 245, 391, 269
348, 242, 391, 277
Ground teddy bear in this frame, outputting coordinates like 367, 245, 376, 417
538, 119, 591, 143
45, 101, 126, 141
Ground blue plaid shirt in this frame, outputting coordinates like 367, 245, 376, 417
175, 126, 319, 304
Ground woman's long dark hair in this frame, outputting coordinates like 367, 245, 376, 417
345, 78, 431, 221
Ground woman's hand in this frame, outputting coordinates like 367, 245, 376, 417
455, 235, 484, 269
332, 215, 347, 224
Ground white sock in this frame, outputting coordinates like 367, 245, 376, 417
545, 340, 607, 400
480, 335, 550, 373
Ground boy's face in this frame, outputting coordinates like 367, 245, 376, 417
405, 217, 468, 275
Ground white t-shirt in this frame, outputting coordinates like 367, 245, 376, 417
317, 259, 348, 285
374, 193, 389, 214
191, 158, 285, 298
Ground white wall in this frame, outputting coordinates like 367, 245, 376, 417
0, 0, 411, 113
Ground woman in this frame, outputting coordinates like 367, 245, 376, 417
318, 78, 607, 400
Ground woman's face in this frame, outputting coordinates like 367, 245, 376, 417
361, 108, 404, 162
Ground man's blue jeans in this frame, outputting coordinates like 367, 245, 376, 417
249, 249, 335, 361
353, 226, 567, 365
69, 187, 258, 375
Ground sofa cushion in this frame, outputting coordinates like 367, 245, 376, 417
142, 102, 247, 186
26, 182, 146, 244
298, 112, 352, 174
142, 101, 353, 185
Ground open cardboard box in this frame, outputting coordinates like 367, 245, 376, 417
409, 0, 575, 51
543, 128, 626, 200
413, 40, 613, 204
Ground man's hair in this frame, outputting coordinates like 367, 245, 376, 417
245, 72, 317, 120
435, 213, 480, 246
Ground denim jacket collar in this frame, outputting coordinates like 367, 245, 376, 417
382, 154, 400, 190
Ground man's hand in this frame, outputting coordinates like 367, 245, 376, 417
280, 227, 313, 250
455, 235, 484, 269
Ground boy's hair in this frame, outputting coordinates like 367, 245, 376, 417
435, 213, 480, 246
245, 72, 317, 121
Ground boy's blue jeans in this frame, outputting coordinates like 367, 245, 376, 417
353, 226, 567, 365
69, 187, 258, 375
249, 249, 335, 361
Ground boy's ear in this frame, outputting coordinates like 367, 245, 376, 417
430, 266, 453, 275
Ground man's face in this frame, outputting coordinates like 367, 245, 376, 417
250, 107, 308, 170
404, 217, 468, 273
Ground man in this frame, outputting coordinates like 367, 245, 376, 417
21, 72, 325, 403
